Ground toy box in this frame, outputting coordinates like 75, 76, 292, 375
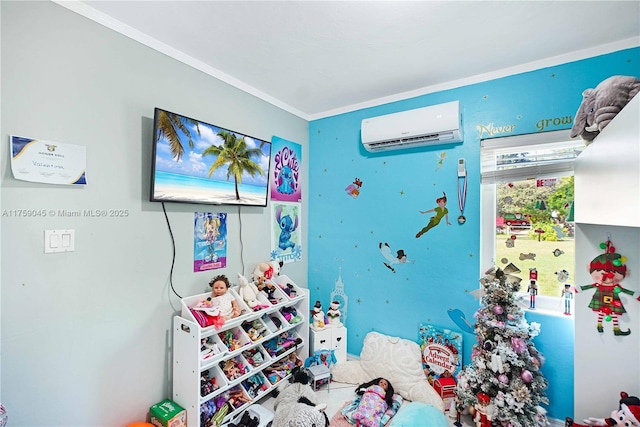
150, 399, 186, 427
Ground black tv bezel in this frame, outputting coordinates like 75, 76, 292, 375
149, 107, 272, 207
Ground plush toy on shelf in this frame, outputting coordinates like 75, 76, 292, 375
570, 75, 640, 144
251, 261, 283, 300
237, 273, 269, 311
252, 261, 283, 286
565, 391, 640, 426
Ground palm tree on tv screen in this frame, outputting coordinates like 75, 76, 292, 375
156, 110, 200, 161
203, 130, 266, 201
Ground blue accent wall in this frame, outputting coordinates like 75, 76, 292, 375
308, 47, 639, 420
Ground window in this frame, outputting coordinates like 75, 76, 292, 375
480, 130, 584, 306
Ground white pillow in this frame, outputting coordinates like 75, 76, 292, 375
330, 360, 368, 384
330, 332, 444, 411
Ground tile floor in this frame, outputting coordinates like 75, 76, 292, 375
257, 380, 475, 426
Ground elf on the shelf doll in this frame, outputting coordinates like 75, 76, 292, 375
580, 240, 640, 336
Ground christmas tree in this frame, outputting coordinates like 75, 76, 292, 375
455, 264, 549, 427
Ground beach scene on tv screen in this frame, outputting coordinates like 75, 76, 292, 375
152, 110, 271, 206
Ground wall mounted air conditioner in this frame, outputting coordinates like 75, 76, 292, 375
361, 101, 463, 153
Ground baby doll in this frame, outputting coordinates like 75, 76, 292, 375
208, 274, 240, 319
351, 378, 395, 427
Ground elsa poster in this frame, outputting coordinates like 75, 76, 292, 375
270, 136, 302, 202
194, 212, 227, 272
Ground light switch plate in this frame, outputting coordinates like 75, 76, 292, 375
44, 229, 75, 253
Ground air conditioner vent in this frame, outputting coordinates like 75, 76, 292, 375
361, 101, 462, 153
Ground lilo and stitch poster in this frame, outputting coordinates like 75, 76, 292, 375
270, 136, 302, 202
270, 201, 302, 264
194, 212, 227, 272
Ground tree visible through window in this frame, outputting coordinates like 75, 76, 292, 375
480, 130, 582, 302
495, 177, 575, 297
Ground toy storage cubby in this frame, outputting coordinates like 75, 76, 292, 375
173, 275, 309, 427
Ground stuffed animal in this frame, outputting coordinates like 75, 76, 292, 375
251, 261, 283, 300
570, 75, 640, 144
237, 273, 267, 310
252, 261, 283, 285
565, 391, 640, 426
271, 366, 329, 427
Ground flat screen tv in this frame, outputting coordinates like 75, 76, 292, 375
150, 108, 272, 207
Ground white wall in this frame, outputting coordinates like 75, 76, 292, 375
573, 96, 640, 420
573, 225, 640, 420
0, 2, 308, 425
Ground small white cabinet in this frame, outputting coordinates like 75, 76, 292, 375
172, 275, 309, 427
310, 325, 347, 363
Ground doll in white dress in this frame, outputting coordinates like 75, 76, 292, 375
208, 275, 240, 319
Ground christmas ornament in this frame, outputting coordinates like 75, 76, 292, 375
493, 305, 504, 315
521, 370, 533, 383
498, 374, 509, 384
511, 337, 526, 353
555, 269, 570, 282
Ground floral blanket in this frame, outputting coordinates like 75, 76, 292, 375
341, 393, 403, 426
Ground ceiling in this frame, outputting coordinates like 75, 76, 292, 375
56, 1, 640, 120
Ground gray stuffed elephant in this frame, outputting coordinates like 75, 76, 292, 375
570, 75, 640, 144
